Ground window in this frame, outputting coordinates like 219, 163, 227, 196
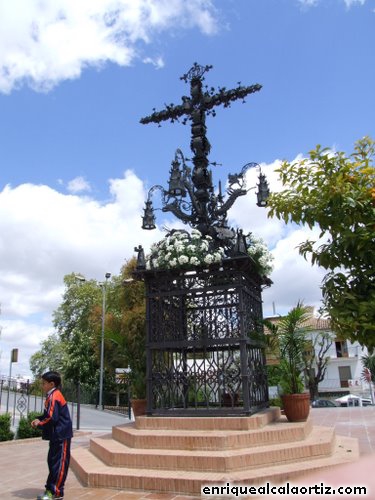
338, 366, 352, 388
335, 340, 348, 358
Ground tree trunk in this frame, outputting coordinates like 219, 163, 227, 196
308, 380, 319, 401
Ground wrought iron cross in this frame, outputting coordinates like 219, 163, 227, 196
140, 62, 262, 204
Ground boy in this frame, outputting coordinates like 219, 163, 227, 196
31, 371, 73, 500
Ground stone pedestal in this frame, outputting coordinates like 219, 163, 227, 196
71, 407, 358, 496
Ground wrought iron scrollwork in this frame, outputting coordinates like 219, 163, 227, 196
140, 63, 269, 244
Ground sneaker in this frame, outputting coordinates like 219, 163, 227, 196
36, 492, 63, 500
36, 492, 52, 500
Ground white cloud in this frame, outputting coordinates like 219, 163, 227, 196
0, 0, 218, 94
298, 0, 366, 7
343, 0, 366, 6
0, 170, 165, 375
227, 158, 292, 247
262, 227, 327, 317
298, 0, 319, 6
67, 176, 91, 193
227, 156, 328, 317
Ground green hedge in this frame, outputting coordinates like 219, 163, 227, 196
16, 411, 43, 439
0, 413, 15, 442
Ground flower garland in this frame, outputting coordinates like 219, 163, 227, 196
146, 229, 224, 271
146, 229, 274, 277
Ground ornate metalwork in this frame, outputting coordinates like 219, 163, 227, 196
143, 258, 268, 415
136, 64, 271, 416
16, 392, 28, 417
140, 63, 269, 247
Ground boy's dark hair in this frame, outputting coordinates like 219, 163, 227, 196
42, 371, 62, 388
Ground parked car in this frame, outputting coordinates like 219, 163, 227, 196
361, 398, 373, 406
312, 399, 338, 408
334, 394, 373, 407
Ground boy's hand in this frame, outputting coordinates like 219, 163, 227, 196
31, 418, 40, 428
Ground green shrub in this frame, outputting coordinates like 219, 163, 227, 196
268, 396, 283, 408
0, 413, 15, 441
16, 411, 43, 439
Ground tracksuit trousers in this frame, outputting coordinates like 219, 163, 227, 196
45, 438, 71, 497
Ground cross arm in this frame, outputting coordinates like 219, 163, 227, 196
204, 84, 262, 111
140, 102, 190, 125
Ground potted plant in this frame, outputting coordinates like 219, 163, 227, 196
130, 370, 147, 417
271, 301, 311, 422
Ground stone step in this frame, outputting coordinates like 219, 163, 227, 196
90, 426, 335, 471
135, 407, 280, 431
71, 435, 358, 496
112, 417, 312, 451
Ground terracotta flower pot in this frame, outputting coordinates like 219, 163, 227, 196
131, 398, 147, 417
281, 393, 310, 422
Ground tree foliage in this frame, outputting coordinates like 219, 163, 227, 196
268, 137, 375, 349
52, 274, 102, 384
110, 258, 146, 397
29, 334, 65, 377
30, 261, 146, 401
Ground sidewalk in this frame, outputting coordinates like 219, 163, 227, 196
0, 406, 374, 499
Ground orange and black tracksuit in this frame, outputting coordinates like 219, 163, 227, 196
36, 388, 73, 497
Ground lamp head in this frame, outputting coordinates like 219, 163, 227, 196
256, 171, 270, 207
168, 159, 186, 197
142, 200, 156, 230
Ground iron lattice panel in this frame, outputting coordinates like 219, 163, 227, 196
144, 258, 269, 415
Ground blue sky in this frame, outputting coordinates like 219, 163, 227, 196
0, 0, 374, 377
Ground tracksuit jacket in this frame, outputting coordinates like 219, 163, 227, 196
37, 387, 73, 441
37, 387, 73, 497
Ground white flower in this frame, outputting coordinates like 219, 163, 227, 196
170, 258, 177, 267
191, 229, 202, 240
190, 256, 200, 266
213, 252, 222, 262
204, 254, 214, 264
178, 255, 189, 265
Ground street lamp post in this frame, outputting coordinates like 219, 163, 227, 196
98, 272, 111, 409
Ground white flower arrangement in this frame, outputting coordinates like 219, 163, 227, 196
146, 229, 274, 277
146, 229, 224, 271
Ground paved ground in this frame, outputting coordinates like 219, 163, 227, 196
0, 406, 374, 499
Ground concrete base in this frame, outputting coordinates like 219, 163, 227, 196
71, 407, 359, 496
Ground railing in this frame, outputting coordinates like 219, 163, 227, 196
0, 377, 44, 426
0, 377, 132, 430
